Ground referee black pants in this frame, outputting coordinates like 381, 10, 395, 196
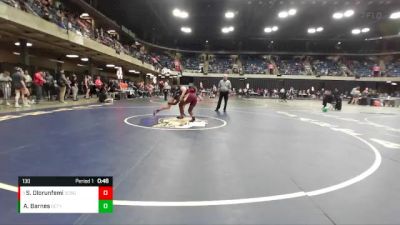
216, 91, 229, 111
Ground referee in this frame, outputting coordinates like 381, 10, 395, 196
215, 74, 232, 112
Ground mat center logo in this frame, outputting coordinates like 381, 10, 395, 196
153, 117, 207, 129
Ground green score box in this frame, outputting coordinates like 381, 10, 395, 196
99, 200, 113, 213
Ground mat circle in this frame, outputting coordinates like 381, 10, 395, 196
124, 114, 227, 131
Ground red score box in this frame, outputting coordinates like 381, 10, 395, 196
98, 186, 113, 200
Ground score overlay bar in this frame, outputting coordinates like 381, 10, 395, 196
18, 177, 113, 213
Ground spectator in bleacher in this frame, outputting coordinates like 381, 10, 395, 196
58, 70, 68, 103
268, 63, 274, 75
0, 70, 12, 106
70, 74, 78, 101
12, 67, 29, 108
33, 70, 46, 104
215, 74, 232, 112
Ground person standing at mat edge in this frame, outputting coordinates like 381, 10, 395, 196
215, 74, 232, 112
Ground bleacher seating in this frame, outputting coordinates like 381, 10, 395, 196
241, 56, 266, 74
183, 56, 201, 71
312, 58, 341, 76
208, 56, 232, 73
2, 0, 400, 78
386, 62, 400, 77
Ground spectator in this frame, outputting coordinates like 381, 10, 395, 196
11, 67, 29, 108
58, 70, 68, 103
279, 87, 287, 102
98, 84, 113, 103
163, 80, 171, 101
23, 70, 33, 105
43, 71, 54, 100
350, 86, 361, 104
33, 70, 46, 104
0, 70, 12, 106
322, 89, 333, 108
65, 76, 71, 99
146, 83, 154, 97
84, 75, 90, 98
95, 76, 103, 92
70, 74, 78, 101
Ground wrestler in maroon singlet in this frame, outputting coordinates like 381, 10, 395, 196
177, 86, 197, 122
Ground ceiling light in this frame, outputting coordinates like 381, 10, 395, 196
288, 9, 297, 15
392, 82, 398, 85
225, 11, 235, 19
14, 42, 20, 46
389, 11, 400, 19
361, 27, 370, 33
97, 68, 103, 71
352, 29, 361, 34
106, 64, 115, 68
308, 28, 316, 33
180, 11, 188, 18
107, 29, 116, 35
278, 11, 288, 18
222, 26, 234, 33
49, 59, 64, 63
26, 42, 33, 47
172, 9, 180, 17
316, 27, 324, 32
333, 12, 343, 19
272, 26, 279, 31
13, 52, 20, 55
66, 54, 79, 58
129, 70, 136, 73
180, 27, 192, 33
77, 64, 85, 67
80, 13, 90, 19
264, 27, 272, 33
270, 40, 274, 44
81, 57, 89, 62
337, 41, 341, 44
172, 8, 188, 18
206, 40, 208, 43
343, 9, 354, 17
